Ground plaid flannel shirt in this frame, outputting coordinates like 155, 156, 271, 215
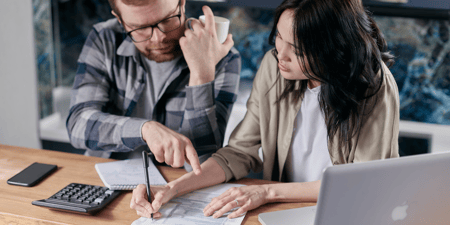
66, 19, 241, 156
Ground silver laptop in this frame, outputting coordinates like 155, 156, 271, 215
259, 152, 450, 225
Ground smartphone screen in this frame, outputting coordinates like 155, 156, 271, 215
7, 162, 57, 187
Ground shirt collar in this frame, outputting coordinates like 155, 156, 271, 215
307, 84, 321, 94
117, 36, 138, 57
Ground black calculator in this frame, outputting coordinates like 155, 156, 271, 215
32, 183, 121, 214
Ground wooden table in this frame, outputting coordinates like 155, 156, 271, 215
0, 144, 315, 224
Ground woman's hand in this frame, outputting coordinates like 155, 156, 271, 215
130, 184, 177, 218
203, 185, 269, 219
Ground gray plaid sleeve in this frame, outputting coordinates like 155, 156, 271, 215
66, 28, 147, 152
181, 48, 241, 154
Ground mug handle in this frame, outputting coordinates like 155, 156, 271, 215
185, 18, 196, 31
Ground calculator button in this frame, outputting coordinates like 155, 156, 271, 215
82, 200, 92, 205
62, 195, 70, 200
100, 194, 108, 199
46, 198, 90, 208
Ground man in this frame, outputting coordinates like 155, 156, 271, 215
66, 0, 241, 175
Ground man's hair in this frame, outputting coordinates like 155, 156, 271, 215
107, 0, 150, 17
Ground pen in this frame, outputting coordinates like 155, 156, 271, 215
142, 151, 153, 220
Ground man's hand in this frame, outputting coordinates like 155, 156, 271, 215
130, 184, 176, 218
142, 121, 202, 175
179, 5, 234, 86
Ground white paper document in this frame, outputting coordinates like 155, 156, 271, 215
132, 183, 246, 225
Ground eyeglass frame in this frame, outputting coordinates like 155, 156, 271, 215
124, 0, 183, 43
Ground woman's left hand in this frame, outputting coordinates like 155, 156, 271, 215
203, 185, 269, 219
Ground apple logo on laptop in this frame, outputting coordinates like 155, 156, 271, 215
391, 202, 408, 221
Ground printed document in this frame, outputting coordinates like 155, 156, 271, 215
132, 183, 246, 225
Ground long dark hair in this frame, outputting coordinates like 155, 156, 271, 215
269, 0, 394, 153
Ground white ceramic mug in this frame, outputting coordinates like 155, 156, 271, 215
199, 15, 230, 44
186, 15, 230, 44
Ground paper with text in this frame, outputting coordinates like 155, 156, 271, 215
132, 183, 246, 225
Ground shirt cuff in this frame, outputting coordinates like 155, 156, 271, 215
121, 117, 148, 149
211, 153, 235, 182
185, 80, 215, 110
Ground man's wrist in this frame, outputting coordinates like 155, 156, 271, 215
188, 70, 214, 86
189, 79, 213, 86
141, 121, 155, 143
140, 120, 150, 143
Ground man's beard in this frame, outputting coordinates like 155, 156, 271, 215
140, 41, 183, 63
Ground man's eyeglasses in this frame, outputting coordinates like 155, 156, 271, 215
125, 0, 182, 43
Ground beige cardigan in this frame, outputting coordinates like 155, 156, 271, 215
212, 50, 400, 182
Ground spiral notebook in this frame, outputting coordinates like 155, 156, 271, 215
95, 158, 167, 190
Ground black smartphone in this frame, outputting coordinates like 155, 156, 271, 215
7, 162, 57, 187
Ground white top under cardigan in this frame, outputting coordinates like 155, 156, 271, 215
285, 85, 333, 182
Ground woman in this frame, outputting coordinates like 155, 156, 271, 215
131, 0, 400, 219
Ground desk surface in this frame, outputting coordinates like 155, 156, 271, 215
0, 144, 315, 224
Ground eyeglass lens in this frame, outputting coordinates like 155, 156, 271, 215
130, 16, 181, 42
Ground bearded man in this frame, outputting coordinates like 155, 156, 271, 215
66, 0, 241, 174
